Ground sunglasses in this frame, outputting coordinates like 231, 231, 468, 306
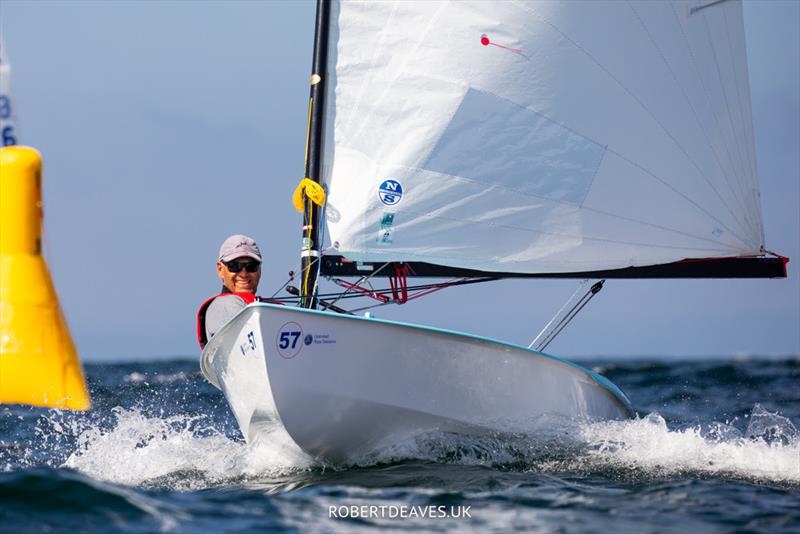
224, 260, 261, 273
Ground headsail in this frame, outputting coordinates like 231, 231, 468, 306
320, 0, 779, 277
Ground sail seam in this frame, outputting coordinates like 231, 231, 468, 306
580, 146, 607, 209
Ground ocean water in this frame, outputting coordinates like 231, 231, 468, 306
1, 357, 798, 533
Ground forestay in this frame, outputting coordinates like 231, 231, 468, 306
321, 0, 765, 274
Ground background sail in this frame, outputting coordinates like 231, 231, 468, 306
0, 34, 19, 146
322, 0, 765, 274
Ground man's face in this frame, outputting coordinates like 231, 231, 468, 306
217, 256, 261, 293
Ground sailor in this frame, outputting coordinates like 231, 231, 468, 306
197, 234, 263, 348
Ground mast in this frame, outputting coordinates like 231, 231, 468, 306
299, 0, 331, 309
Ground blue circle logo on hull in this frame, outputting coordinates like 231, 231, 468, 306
378, 179, 403, 206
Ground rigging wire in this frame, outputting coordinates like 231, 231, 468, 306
269, 273, 501, 315
270, 270, 296, 299
530, 280, 605, 352
318, 276, 498, 300
327, 262, 392, 307
529, 280, 588, 349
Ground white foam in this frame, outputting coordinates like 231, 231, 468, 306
54, 404, 799, 488
62, 407, 314, 490
580, 408, 800, 484
351, 406, 799, 485
123, 372, 193, 384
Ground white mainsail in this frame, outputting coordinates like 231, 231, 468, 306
0, 34, 18, 147
321, 0, 764, 274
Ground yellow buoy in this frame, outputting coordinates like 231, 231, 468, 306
0, 146, 91, 410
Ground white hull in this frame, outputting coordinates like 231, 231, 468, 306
201, 303, 633, 463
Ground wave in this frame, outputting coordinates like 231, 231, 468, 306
58, 407, 313, 490
5, 390, 797, 491
576, 405, 799, 484
0, 468, 182, 530
345, 404, 799, 485
121, 371, 206, 384
42, 404, 796, 489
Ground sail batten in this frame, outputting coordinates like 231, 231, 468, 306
322, 0, 770, 274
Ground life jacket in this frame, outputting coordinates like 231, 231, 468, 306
196, 291, 257, 349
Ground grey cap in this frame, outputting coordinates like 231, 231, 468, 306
219, 234, 262, 262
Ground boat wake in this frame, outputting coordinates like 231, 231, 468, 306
14, 404, 797, 490
574, 405, 799, 484
358, 404, 799, 485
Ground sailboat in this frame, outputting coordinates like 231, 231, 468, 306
200, 0, 787, 463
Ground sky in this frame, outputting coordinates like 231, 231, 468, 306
0, 0, 797, 361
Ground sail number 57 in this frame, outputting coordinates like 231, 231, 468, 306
279, 331, 301, 349
276, 321, 304, 359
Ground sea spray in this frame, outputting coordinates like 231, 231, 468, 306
340, 406, 799, 485
62, 407, 314, 489
580, 405, 800, 483
7, 398, 798, 488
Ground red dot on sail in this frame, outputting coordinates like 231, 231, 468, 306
480, 35, 490, 46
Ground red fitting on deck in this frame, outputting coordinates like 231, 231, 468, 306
389, 263, 410, 304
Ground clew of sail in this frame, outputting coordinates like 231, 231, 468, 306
321, 0, 772, 275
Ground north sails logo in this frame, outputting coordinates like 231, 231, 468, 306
378, 179, 403, 206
